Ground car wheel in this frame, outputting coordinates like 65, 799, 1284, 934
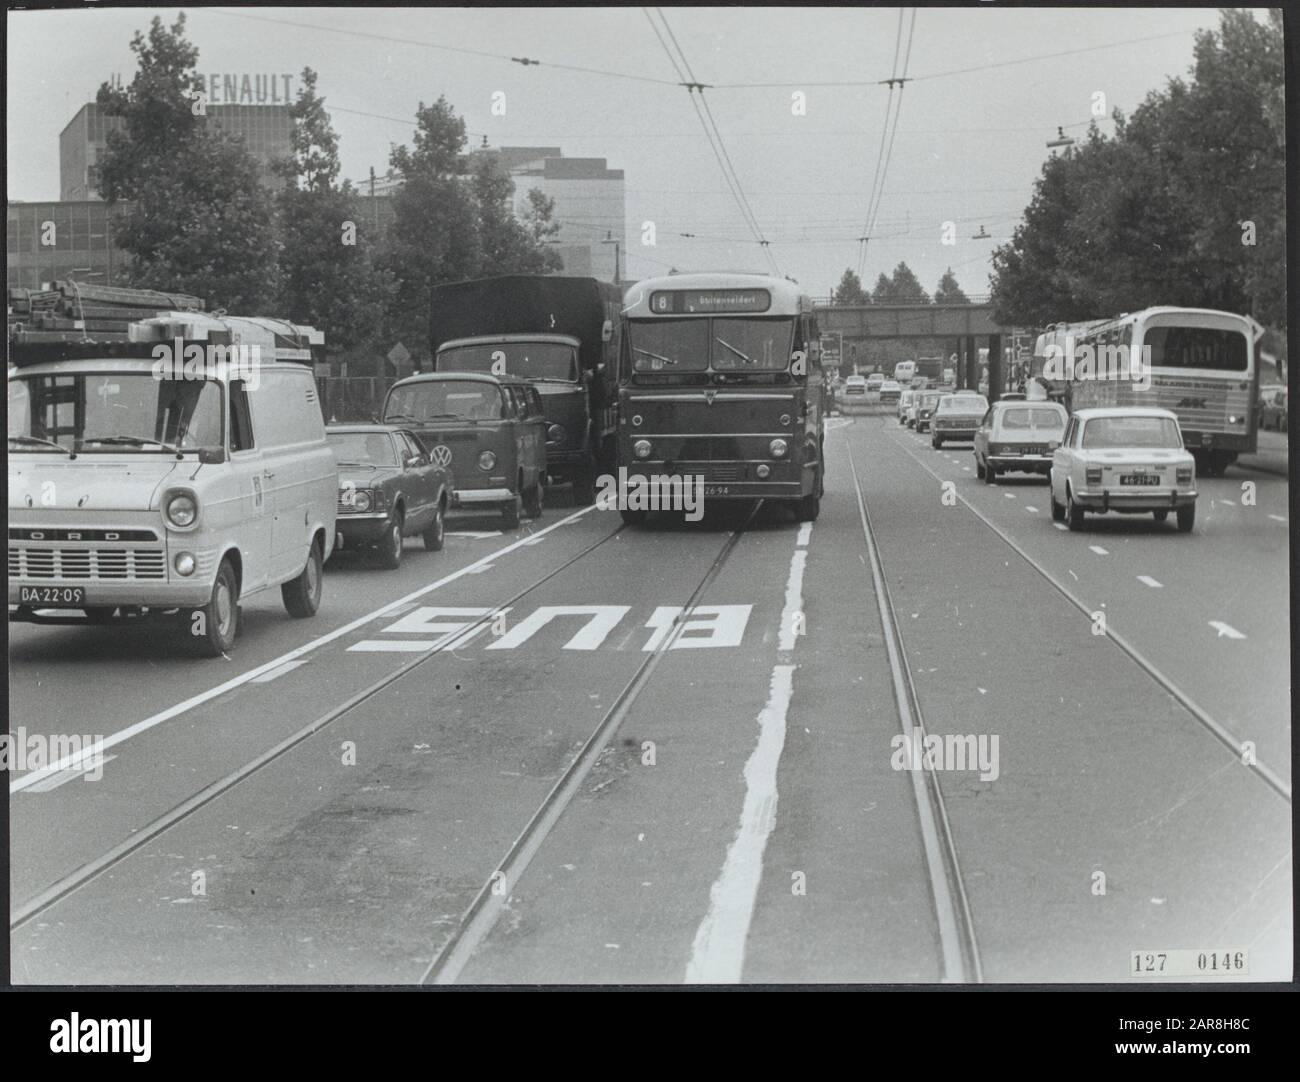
1065, 486, 1086, 531
795, 493, 820, 522
375, 512, 404, 570
1153, 509, 1169, 523
193, 558, 239, 656
975, 456, 985, 479
984, 461, 997, 484
1050, 491, 1065, 522
502, 493, 521, 529
423, 501, 445, 551
523, 479, 544, 519
282, 539, 323, 618
1176, 503, 1195, 532
932, 436, 942, 449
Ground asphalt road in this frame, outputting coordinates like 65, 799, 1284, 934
9, 415, 1291, 984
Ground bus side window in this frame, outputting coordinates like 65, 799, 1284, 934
230, 380, 255, 451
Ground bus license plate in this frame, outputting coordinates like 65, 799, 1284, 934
1119, 474, 1159, 486
704, 485, 731, 497
20, 585, 86, 605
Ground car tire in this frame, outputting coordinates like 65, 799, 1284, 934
193, 558, 239, 656
985, 462, 997, 484
1050, 491, 1065, 522
932, 436, 942, 449
975, 457, 985, 479
795, 493, 821, 522
502, 493, 521, 529
1176, 503, 1195, 532
375, 512, 404, 570
523, 479, 544, 519
423, 501, 445, 551
1065, 487, 1086, 531
1153, 509, 1169, 523
282, 539, 323, 618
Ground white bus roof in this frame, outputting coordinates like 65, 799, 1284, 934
622, 273, 811, 317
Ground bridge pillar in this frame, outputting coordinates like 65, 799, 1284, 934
987, 333, 1002, 400
963, 335, 977, 390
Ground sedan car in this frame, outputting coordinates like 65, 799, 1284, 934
327, 424, 452, 569
911, 390, 946, 433
383, 373, 546, 528
1049, 407, 1197, 531
974, 401, 1068, 482
930, 393, 989, 447
879, 379, 902, 405
866, 373, 884, 392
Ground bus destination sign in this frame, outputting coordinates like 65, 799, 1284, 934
649, 289, 772, 315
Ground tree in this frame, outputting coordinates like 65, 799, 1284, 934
382, 98, 481, 363
519, 189, 564, 271
274, 67, 393, 356
990, 10, 1284, 330
872, 261, 930, 304
95, 14, 279, 313
470, 153, 561, 276
933, 268, 969, 304
832, 268, 869, 305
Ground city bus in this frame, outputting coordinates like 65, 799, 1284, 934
618, 272, 826, 523
1033, 307, 1261, 475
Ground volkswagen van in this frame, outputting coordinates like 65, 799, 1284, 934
8, 314, 336, 656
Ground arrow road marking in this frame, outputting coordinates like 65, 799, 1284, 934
1208, 621, 1246, 640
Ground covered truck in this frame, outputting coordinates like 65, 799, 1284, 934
430, 275, 621, 504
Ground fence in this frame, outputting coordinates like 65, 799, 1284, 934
315, 377, 398, 423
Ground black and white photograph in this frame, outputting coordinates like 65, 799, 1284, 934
4, 0, 1292, 1012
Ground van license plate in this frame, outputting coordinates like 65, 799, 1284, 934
1119, 474, 1159, 486
20, 586, 85, 605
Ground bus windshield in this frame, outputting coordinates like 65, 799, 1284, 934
630, 317, 794, 373
1144, 325, 1248, 372
9, 372, 223, 452
438, 341, 578, 382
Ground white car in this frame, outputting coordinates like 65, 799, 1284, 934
879, 379, 902, 404
1049, 407, 1197, 532
865, 373, 884, 392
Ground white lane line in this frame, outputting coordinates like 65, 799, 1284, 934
24, 755, 118, 794
795, 522, 812, 548
9, 505, 600, 794
1208, 621, 1246, 640
1024, 506, 1038, 514
447, 530, 502, 539
962, 466, 971, 471
1088, 545, 1109, 556
250, 659, 309, 683
1003, 492, 1015, 499
1053, 522, 1068, 531
1268, 514, 1287, 523
347, 640, 439, 652
465, 563, 495, 573
686, 533, 805, 982
1137, 575, 1163, 588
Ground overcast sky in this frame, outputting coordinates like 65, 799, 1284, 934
8, 6, 1231, 297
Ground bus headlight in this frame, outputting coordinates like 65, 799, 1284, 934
174, 552, 196, 576
769, 438, 789, 458
756, 464, 771, 479
164, 492, 198, 529
547, 424, 566, 443
633, 439, 653, 459
478, 451, 497, 471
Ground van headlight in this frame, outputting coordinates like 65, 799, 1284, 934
547, 424, 566, 444
478, 451, 497, 471
633, 439, 652, 459
164, 492, 198, 529
769, 438, 789, 458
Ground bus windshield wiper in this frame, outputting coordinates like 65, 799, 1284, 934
384, 412, 421, 423
715, 337, 757, 366
9, 435, 76, 457
635, 347, 677, 366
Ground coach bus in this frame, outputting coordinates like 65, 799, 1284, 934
617, 272, 826, 523
1032, 306, 1261, 475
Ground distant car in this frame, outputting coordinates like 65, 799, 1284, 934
383, 372, 546, 528
912, 389, 946, 433
998, 391, 1027, 401
973, 401, 1068, 483
1049, 407, 1197, 532
1258, 384, 1287, 431
866, 373, 884, 392
328, 424, 452, 569
842, 374, 868, 396
879, 380, 902, 404
930, 393, 989, 447
894, 386, 913, 419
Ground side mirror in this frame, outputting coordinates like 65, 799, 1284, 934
405, 455, 421, 469
198, 447, 227, 464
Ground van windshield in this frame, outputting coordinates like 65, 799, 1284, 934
437, 342, 578, 382
385, 380, 502, 422
8, 372, 223, 452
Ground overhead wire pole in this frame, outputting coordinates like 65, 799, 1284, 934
856, 8, 904, 280
645, 7, 782, 277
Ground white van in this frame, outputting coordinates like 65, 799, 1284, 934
8, 313, 337, 656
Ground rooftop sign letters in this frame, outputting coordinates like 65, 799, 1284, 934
201, 73, 295, 106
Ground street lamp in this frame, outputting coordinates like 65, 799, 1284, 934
601, 231, 621, 286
